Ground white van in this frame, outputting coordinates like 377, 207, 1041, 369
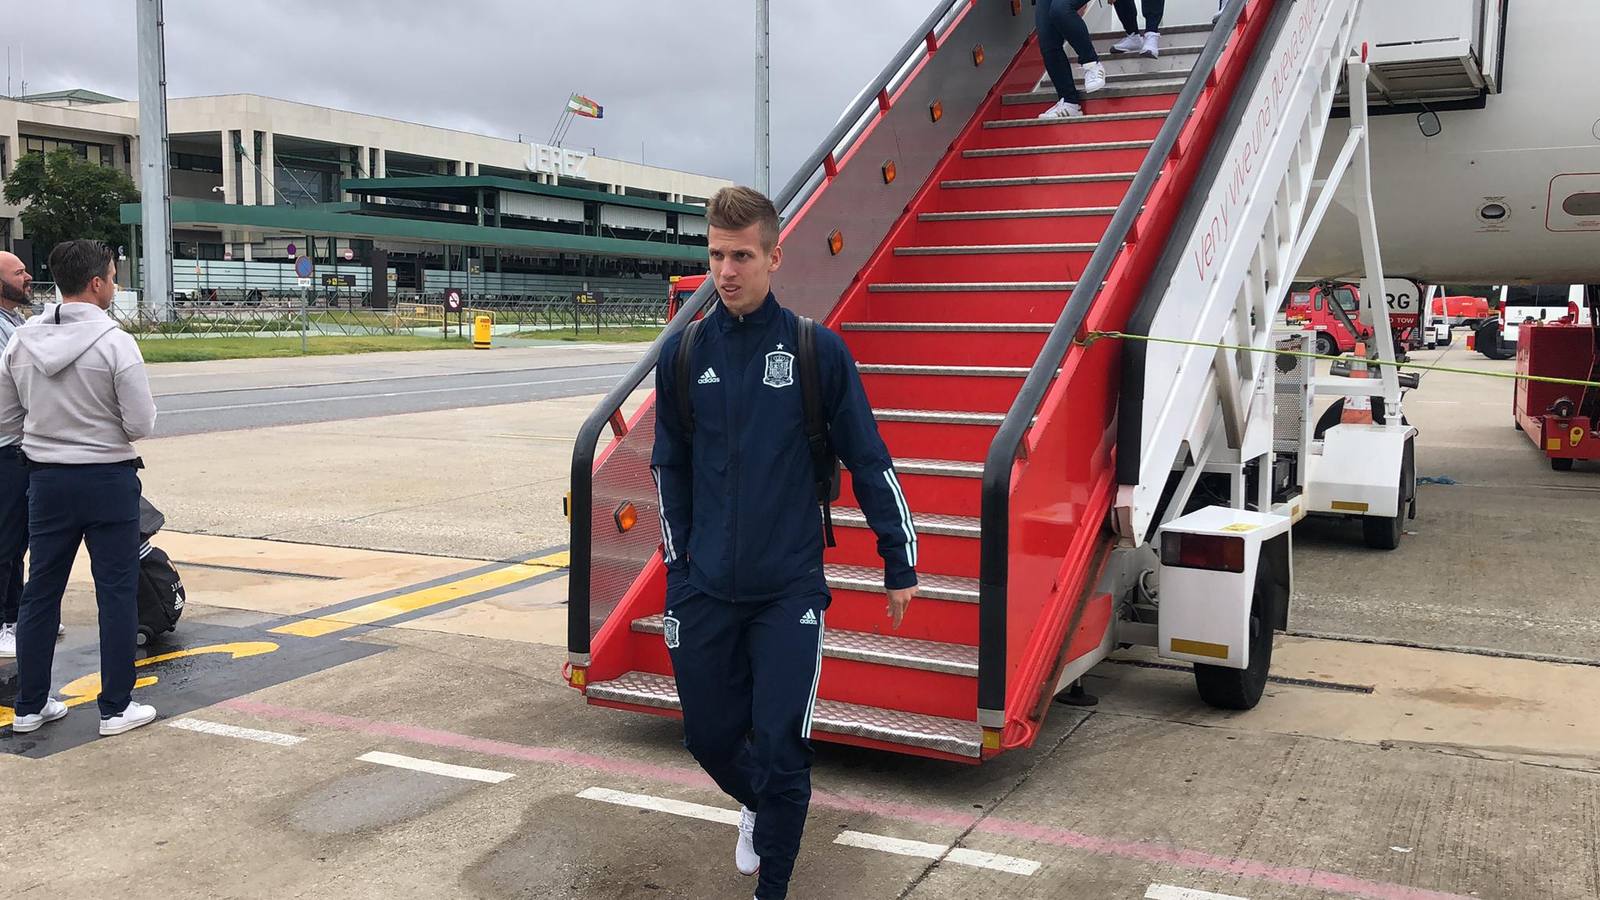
1474, 284, 1591, 359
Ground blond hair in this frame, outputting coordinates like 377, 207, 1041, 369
706, 186, 780, 251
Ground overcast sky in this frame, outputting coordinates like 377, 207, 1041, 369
5, 0, 939, 186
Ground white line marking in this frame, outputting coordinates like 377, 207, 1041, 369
1146, 885, 1251, 900
577, 787, 741, 826
834, 831, 1041, 876
165, 718, 306, 747
163, 374, 617, 414
358, 751, 515, 784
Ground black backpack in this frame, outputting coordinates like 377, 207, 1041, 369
136, 542, 186, 645
675, 315, 842, 546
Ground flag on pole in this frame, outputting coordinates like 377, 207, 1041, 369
567, 93, 604, 119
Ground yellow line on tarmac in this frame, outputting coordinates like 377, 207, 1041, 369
269, 551, 569, 639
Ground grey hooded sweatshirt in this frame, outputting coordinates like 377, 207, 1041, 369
0, 301, 157, 464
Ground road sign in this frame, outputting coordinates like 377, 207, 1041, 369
286, 242, 297, 258
297, 277, 312, 289
322, 274, 355, 288
342, 248, 355, 261
444, 289, 463, 312
295, 255, 314, 279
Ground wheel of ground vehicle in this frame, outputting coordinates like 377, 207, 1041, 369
1362, 438, 1414, 550
1552, 457, 1575, 472
1475, 323, 1513, 360
1195, 590, 1273, 710
1315, 332, 1339, 357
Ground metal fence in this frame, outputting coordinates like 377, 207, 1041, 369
25, 284, 668, 339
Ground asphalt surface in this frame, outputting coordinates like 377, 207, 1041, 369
150, 352, 642, 436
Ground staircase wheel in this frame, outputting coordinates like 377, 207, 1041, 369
1194, 591, 1273, 711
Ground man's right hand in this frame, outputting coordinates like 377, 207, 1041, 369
886, 586, 917, 630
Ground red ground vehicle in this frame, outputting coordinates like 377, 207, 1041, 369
665, 274, 706, 319
1285, 283, 1371, 356
1431, 294, 1489, 327
1514, 287, 1600, 471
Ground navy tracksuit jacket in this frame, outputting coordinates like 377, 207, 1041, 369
651, 292, 916, 899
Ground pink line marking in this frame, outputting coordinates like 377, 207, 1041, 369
222, 698, 1473, 900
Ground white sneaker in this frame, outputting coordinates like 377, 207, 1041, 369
11, 698, 68, 733
1141, 31, 1161, 58
0, 622, 14, 658
736, 805, 760, 876
1037, 99, 1084, 120
99, 701, 158, 736
58, 623, 65, 637
1111, 32, 1145, 54
1082, 61, 1107, 93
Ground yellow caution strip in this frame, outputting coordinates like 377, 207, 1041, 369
1170, 638, 1230, 660
269, 551, 569, 638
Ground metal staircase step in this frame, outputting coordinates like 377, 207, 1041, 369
867, 282, 1076, 293
894, 458, 983, 478
918, 206, 1117, 221
842, 321, 1054, 332
895, 242, 1096, 256
586, 670, 982, 758
827, 563, 980, 603
632, 614, 978, 676
964, 139, 1153, 159
942, 172, 1135, 189
873, 408, 1006, 426
985, 109, 1168, 130
1089, 23, 1212, 40
834, 506, 980, 538
857, 363, 1031, 377
1009, 78, 1190, 103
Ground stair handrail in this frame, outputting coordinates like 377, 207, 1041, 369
975, 0, 1257, 730
569, 0, 978, 668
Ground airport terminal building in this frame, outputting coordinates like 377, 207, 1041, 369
1, 90, 730, 301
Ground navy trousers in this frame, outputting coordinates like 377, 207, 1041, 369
0, 447, 27, 625
1037, 0, 1100, 104
1115, 0, 1165, 34
666, 587, 827, 900
13, 464, 141, 719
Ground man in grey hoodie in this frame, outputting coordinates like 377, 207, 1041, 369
0, 239, 159, 736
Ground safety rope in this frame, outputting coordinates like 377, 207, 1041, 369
1077, 330, 1600, 390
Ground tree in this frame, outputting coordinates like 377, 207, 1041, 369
2, 148, 140, 264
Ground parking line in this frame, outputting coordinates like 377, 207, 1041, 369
166, 718, 305, 747
269, 551, 568, 638
1147, 885, 1250, 900
577, 787, 740, 826
357, 751, 515, 784
834, 831, 1041, 876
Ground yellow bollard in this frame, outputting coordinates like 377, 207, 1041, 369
473, 315, 492, 349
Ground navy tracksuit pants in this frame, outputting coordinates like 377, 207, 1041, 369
666, 587, 827, 900
0, 447, 28, 625
12, 464, 141, 719
1037, 0, 1100, 104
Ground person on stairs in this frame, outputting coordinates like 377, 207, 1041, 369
1036, 0, 1109, 120
1109, 0, 1164, 58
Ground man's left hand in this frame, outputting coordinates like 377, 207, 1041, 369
886, 586, 917, 630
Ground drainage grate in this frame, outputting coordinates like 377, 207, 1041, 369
175, 561, 341, 582
1107, 658, 1375, 694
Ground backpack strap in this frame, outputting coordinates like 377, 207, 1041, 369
796, 316, 839, 548
674, 317, 705, 438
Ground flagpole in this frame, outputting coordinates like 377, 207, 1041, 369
755, 0, 771, 195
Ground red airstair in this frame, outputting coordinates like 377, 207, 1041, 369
568, 0, 1290, 762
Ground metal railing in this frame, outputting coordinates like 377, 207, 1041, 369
975, 0, 1270, 731
566, 0, 979, 668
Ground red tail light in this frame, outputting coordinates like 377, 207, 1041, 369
1160, 532, 1246, 573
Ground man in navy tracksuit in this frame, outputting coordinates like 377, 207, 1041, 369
652, 187, 918, 900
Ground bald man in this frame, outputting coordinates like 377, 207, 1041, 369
0, 250, 44, 657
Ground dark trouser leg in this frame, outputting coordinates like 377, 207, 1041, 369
13, 469, 82, 717
0, 451, 28, 625
1037, 0, 1100, 103
80, 466, 141, 718
666, 588, 760, 810
747, 593, 828, 900
1144, 0, 1164, 32
1114, 0, 1141, 33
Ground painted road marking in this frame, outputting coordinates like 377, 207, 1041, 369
166, 718, 306, 747
270, 551, 568, 638
357, 751, 515, 784
835, 830, 1041, 875
577, 787, 1040, 876
1147, 885, 1250, 900
163, 375, 619, 414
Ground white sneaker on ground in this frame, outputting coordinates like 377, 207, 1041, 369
736, 805, 761, 876
99, 701, 158, 736
1036, 99, 1085, 120
0, 622, 14, 658
1111, 32, 1145, 53
1141, 31, 1161, 58
1082, 61, 1107, 93
58, 622, 65, 637
11, 697, 68, 733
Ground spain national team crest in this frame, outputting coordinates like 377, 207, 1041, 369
663, 613, 681, 649
763, 349, 795, 389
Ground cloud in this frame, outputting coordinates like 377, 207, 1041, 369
7, 0, 938, 185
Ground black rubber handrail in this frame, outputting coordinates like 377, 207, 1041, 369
568, 0, 974, 665
975, 0, 1258, 726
